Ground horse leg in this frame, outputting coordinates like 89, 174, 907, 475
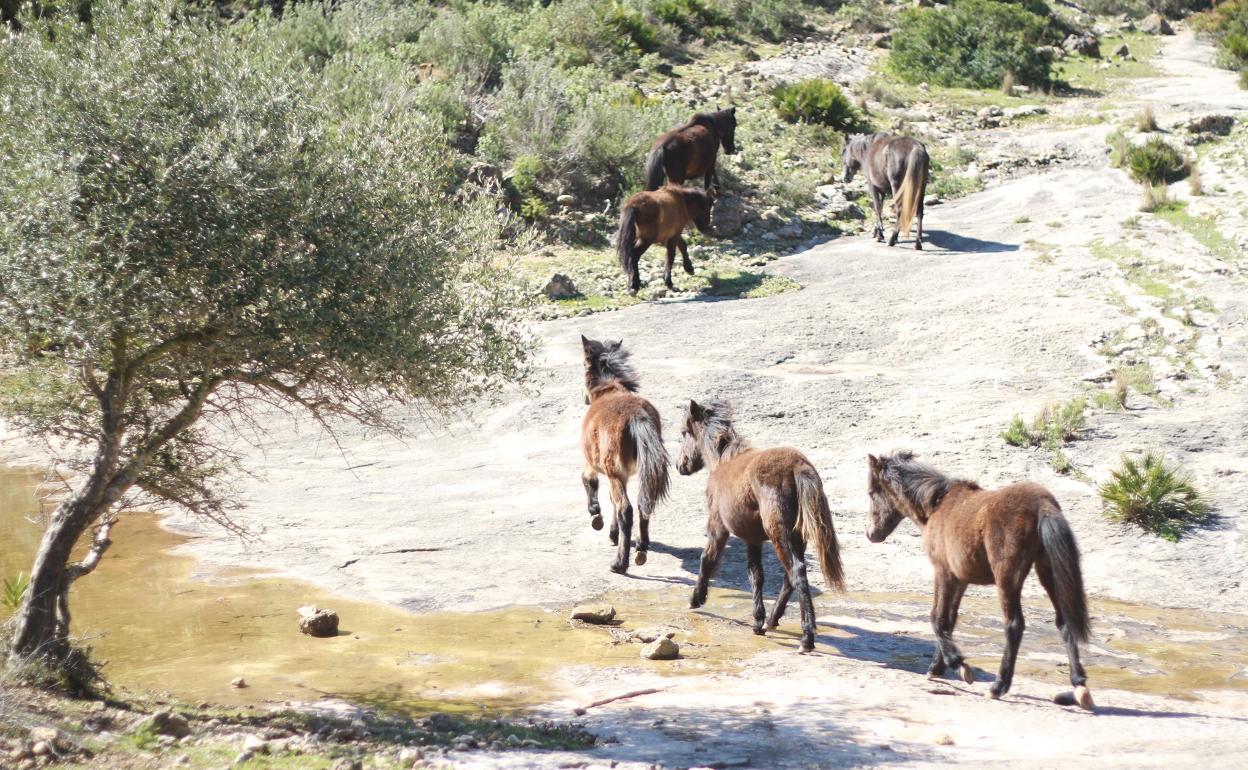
690, 523, 729, 609
677, 236, 694, 275
630, 241, 650, 295
990, 576, 1027, 699
1036, 560, 1093, 708
788, 535, 817, 653
915, 195, 925, 251
608, 476, 632, 574
747, 542, 766, 635
705, 165, 716, 196
871, 188, 885, 242
635, 508, 650, 566
663, 240, 676, 289
582, 465, 603, 531
766, 571, 793, 630
930, 570, 972, 682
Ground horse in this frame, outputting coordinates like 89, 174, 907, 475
866, 451, 1094, 709
645, 107, 738, 192
677, 400, 845, 652
580, 336, 671, 574
841, 133, 930, 250
615, 185, 713, 294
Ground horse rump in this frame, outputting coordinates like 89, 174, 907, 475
616, 205, 639, 278
628, 411, 670, 518
644, 144, 667, 191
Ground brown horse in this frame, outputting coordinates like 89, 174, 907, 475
581, 336, 670, 574
615, 185, 713, 294
866, 451, 1093, 709
841, 133, 930, 250
677, 400, 845, 652
645, 107, 738, 192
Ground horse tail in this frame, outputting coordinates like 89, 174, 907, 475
628, 411, 670, 519
644, 144, 666, 191
892, 145, 928, 239
1039, 504, 1091, 643
616, 205, 638, 277
794, 466, 845, 591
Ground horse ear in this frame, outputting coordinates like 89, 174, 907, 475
868, 453, 879, 470
610, 339, 623, 351
580, 335, 594, 354
688, 399, 704, 420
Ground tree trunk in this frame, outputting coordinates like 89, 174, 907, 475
8, 483, 107, 661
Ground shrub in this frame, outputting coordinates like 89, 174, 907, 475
517, 0, 672, 74
722, 0, 804, 41
1194, 0, 1248, 85
416, 2, 521, 89
1125, 137, 1188, 185
1135, 105, 1158, 133
772, 79, 864, 130
1001, 398, 1087, 448
889, 0, 1055, 88
836, 0, 891, 33
652, 0, 730, 39
3, 572, 29, 613
1100, 452, 1211, 540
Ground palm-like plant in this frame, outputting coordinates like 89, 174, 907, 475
1100, 453, 1211, 541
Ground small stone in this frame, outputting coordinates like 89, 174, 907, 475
242, 735, 269, 754
230, 677, 247, 689
332, 760, 363, 770
556, 194, 576, 207
570, 605, 616, 624
30, 743, 50, 757
640, 638, 680, 660
630, 626, 677, 643
234, 750, 254, 766
934, 733, 955, 746
297, 605, 340, 638
1112, 43, 1130, 58
661, 77, 676, 93
398, 747, 424, 763
541, 273, 578, 300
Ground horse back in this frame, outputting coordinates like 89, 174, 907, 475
927, 482, 1055, 585
625, 187, 690, 241
865, 135, 929, 190
708, 447, 812, 544
654, 124, 717, 179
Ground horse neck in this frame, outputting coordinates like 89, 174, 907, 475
704, 431, 750, 470
587, 380, 633, 402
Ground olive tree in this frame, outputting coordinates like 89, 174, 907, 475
0, 1, 531, 665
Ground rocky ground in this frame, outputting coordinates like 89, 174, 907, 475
4, 17, 1248, 770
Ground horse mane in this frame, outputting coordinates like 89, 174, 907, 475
689, 113, 720, 133
695, 400, 751, 463
878, 450, 980, 515
585, 340, 640, 393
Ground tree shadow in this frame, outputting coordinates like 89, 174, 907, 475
923, 230, 1020, 254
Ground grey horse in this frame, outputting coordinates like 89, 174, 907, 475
841, 133, 930, 250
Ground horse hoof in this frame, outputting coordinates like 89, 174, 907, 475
752, 626, 766, 636
610, 563, 628, 575
915, 242, 923, 251
960, 663, 975, 684
590, 514, 603, 531
799, 643, 815, 654
1074, 685, 1094, 710
634, 551, 647, 566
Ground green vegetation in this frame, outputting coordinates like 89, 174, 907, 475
772, 79, 865, 130
1001, 397, 1087, 449
1154, 202, 1240, 262
2, 572, 28, 613
1124, 137, 1189, 185
703, 270, 801, 299
1195, 0, 1248, 87
1100, 452, 1211, 541
889, 0, 1056, 88
1135, 105, 1158, 133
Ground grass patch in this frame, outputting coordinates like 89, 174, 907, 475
1154, 202, 1240, 262
1001, 397, 1087, 449
1099, 452, 1211, 541
1054, 31, 1162, 91
703, 270, 800, 299
1114, 363, 1157, 397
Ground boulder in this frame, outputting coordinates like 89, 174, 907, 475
1140, 14, 1173, 36
630, 626, 678, 643
570, 605, 616, 624
540, 273, 578, 300
640, 638, 679, 660
776, 220, 804, 239
1112, 43, 1130, 58
1063, 34, 1101, 59
297, 605, 340, 638
711, 195, 745, 236
556, 194, 576, 208
145, 711, 191, 739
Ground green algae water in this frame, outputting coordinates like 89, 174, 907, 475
3, 465, 1247, 713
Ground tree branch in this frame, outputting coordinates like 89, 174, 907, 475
66, 517, 116, 583
127, 326, 225, 373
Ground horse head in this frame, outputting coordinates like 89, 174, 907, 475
691, 188, 714, 234
866, 452, 907, 543
841, 133, 867, 183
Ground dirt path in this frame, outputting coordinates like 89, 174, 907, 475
4, 29, 1248, 770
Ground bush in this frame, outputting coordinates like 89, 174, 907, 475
1194, 0, 1248, 86
416, 2, 521, 89
772, 79, 864, 130
722, 0, 804, 41
652, 0, 730, 39
1124, 137, 1188, 185
1100, 452, 1211, 540
889, 0, 1055, 88
1001, 397, 1087, 448
517, 0, 673, 74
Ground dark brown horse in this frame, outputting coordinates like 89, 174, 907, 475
677, 400, 845, 652
842, 133, 930, 250
581, 336, 670, 574
866, 451, 1093, 709
615, 185, 713, 294
645, 108, 737, 192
